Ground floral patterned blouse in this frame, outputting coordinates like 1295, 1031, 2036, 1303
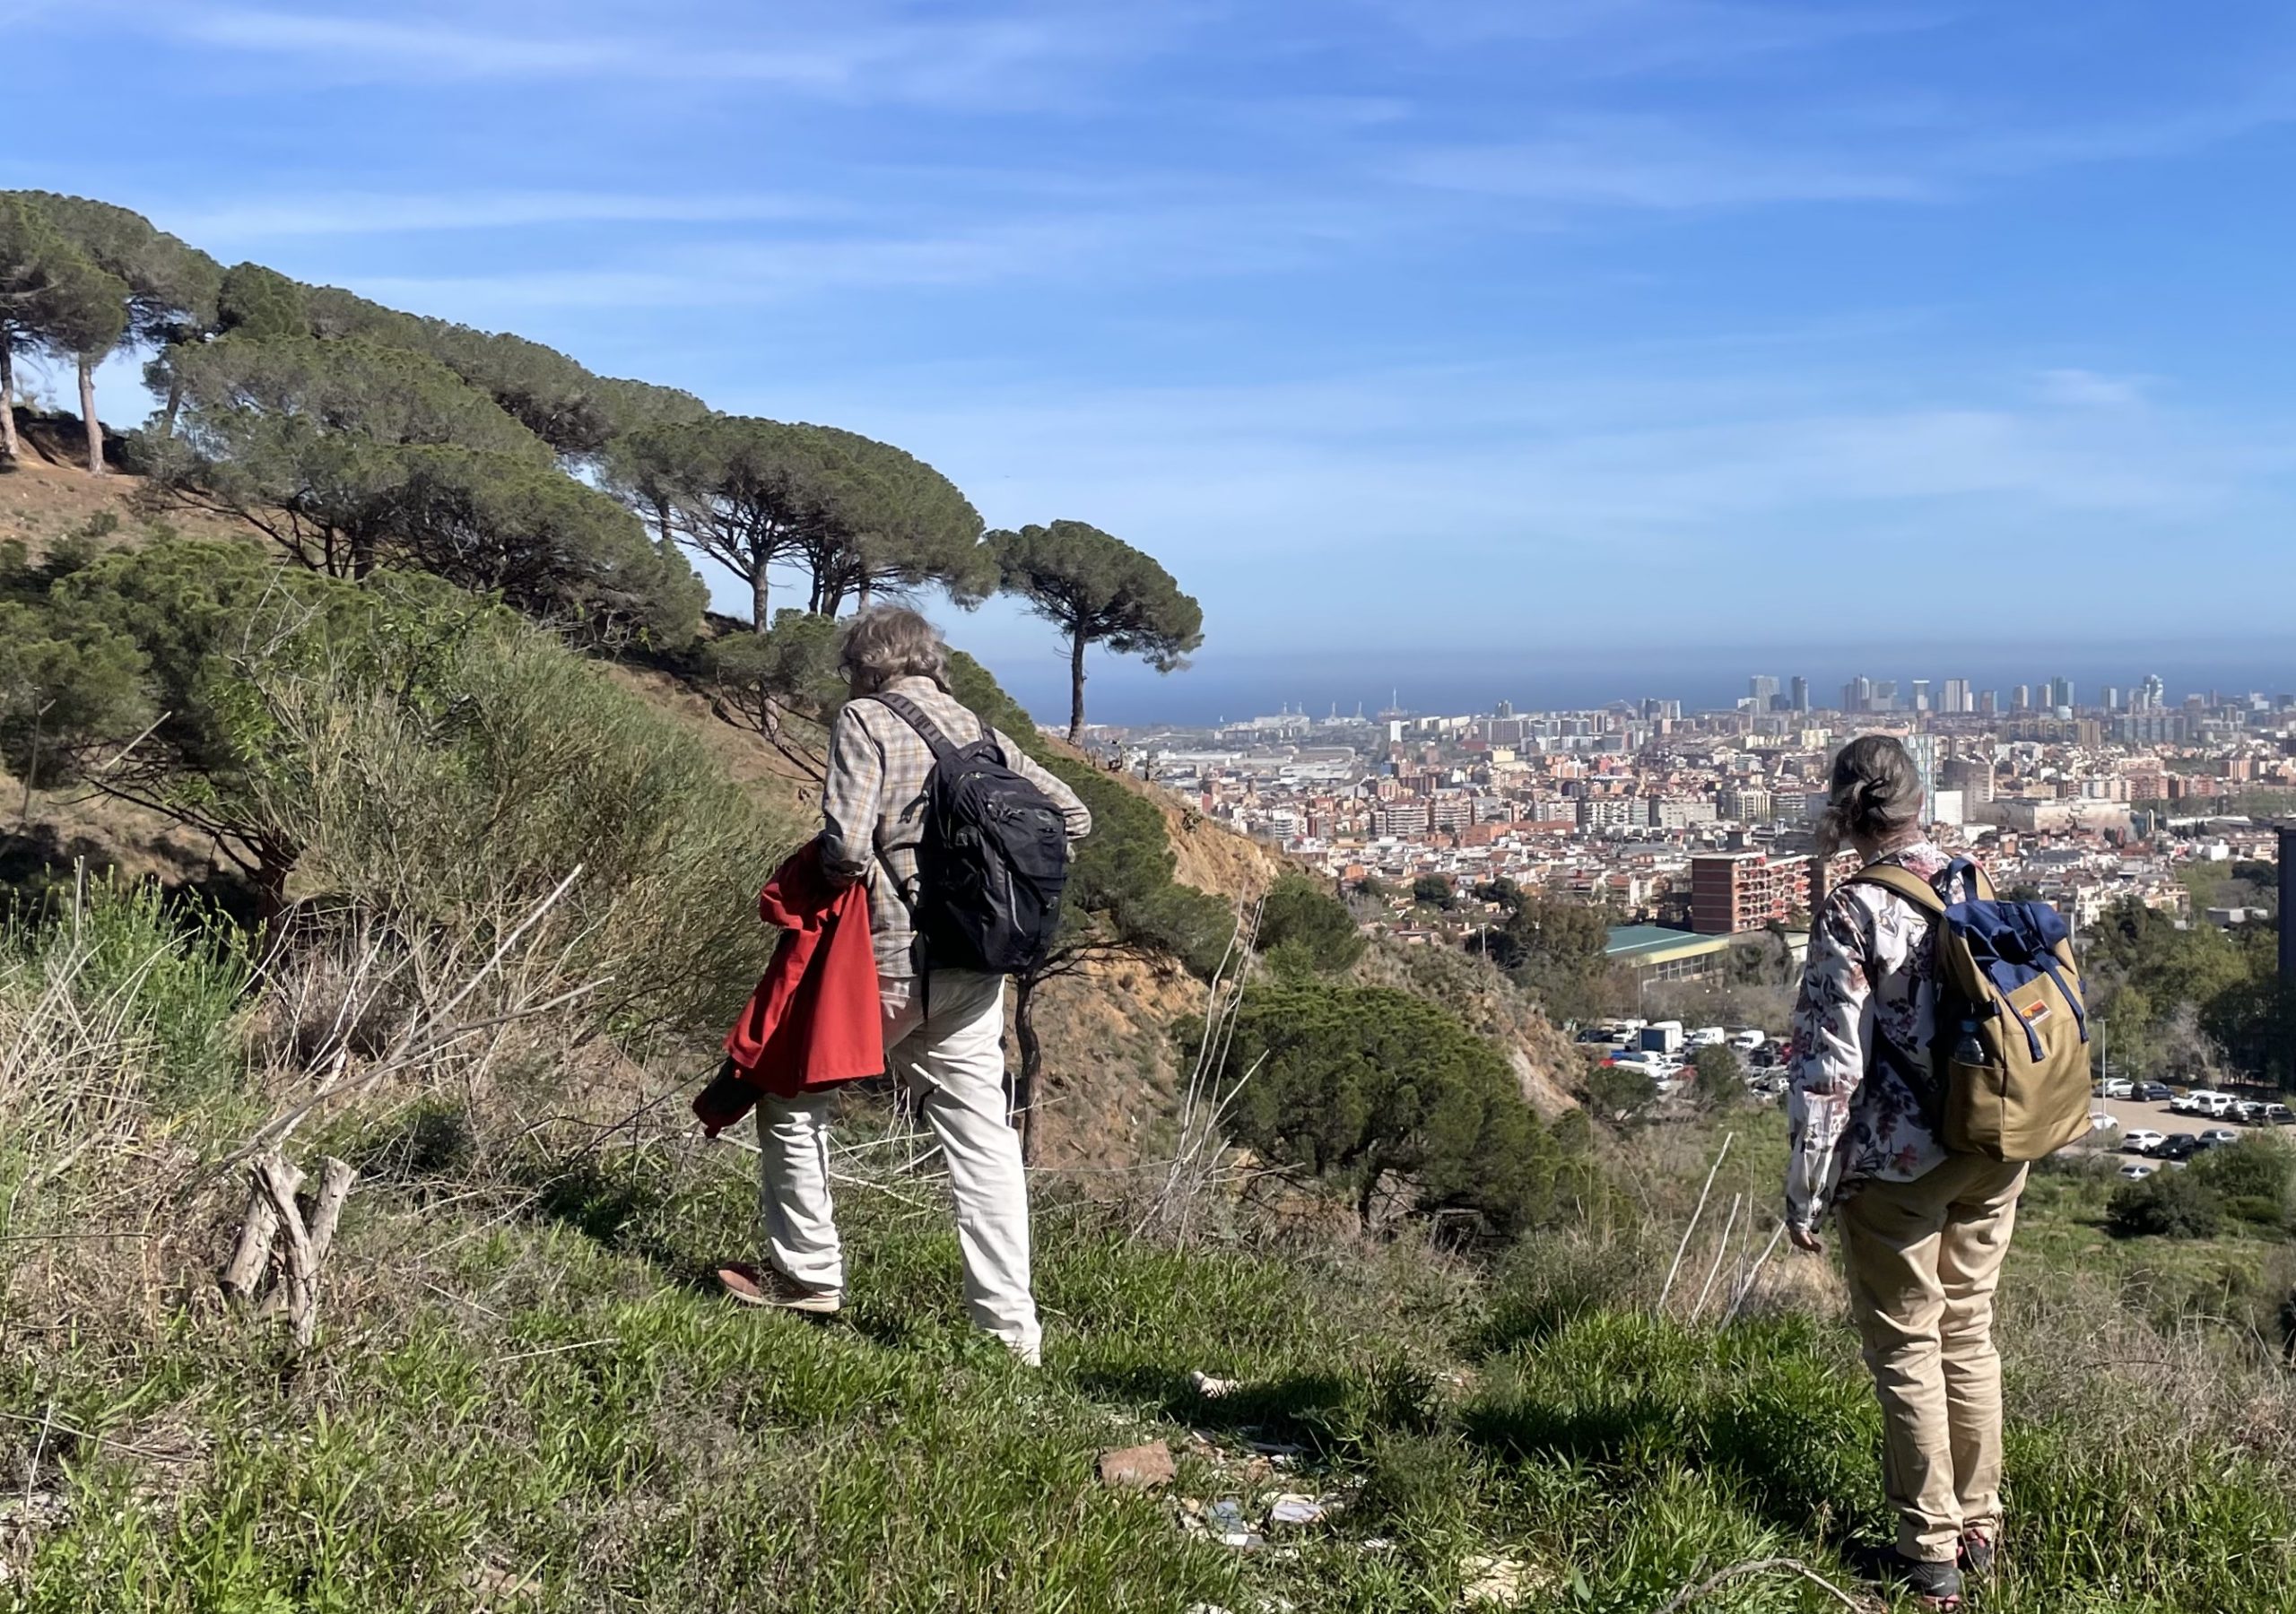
1784, 839, 1975, 1228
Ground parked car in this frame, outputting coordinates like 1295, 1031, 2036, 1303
2170, 1091, 2205, 1114
2087, 1110, 2119, 1133
2195, 1091, 2237, 1118
1726, 1028, 1767, 1052
2266, 1104, 2294, 1126
2231, 1100, 2268, 1125
2155, 1133, 2200, 1161
2135, 1081, 2172, 1102
2197, 1128, 2239, 1148
2097, 1078, 2135, 1100
2118, 1162, 2157, 1180
2120, 1130, 2166, 1155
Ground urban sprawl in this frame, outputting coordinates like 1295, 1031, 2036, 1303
1100, 672, 2292, 988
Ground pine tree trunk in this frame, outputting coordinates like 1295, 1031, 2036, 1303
751, 565, 770, 634
159, 369, 184, 439
1012, 975, 1042, 1164
77, 356, 103, 473
0, 338, 19, 464
1067, 625, 1088, 745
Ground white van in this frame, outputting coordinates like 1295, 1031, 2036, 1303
2190, 1090, 2236, 1118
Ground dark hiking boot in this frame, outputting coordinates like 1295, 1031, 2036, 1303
1893, 1553, 1964, 1610
717, 1262, 840, 1315
1961, 1526, 1997, 1577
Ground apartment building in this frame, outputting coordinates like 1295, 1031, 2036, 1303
1690, 851, 1808, 934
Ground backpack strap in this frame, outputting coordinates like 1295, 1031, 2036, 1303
1846, 863, 1949, 914
869, 691, 960, 762
1944, 856, 1996, 902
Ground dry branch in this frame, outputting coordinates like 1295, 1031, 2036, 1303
1657, 1131, 1732, 1315
222, 1156, 303, 1302
255, 1154, 317, 1348
1653, 1556, 1866, 1614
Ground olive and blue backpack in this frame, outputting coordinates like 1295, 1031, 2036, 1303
1848, 858, 2092, 1162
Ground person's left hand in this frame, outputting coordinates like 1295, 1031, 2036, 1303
1787, 1223, 1823, 1254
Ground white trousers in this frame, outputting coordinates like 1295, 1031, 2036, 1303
754, 968, 1039, 1362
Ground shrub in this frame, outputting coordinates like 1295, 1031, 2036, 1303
1690, 1042, 1745, 1107
2191, 1133, 2293, 1208
2108, 1167, 2224, 1240
1582, 1062, 1657, 1121
1211, 982, 1569, 1236
1254, 871, 1364, 974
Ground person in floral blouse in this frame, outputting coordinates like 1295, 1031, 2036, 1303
1785, 734, 2026, 1611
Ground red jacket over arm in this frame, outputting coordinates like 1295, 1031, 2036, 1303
693, 841, 883, 1135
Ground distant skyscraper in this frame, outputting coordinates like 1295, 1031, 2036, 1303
1873, 679, 1898, 712
2136, 672, 2166, 711
2013, 684, 2031, 712
1789, 675, 1809, 713
1905, 734, 1940, 820
1495, 699, 1514, 718
1842, 676, 1873, 714
1942, 678, 1971, 715
1911, 679, 1931, 713
1978, 690, 1998, 716
2100, 686, 2121, 712
1749, 675, 1779, 708
2048, 676, 2075, 710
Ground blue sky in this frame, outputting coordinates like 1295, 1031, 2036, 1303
8, 2, 2296, 720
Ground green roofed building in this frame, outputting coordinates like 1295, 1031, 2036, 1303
1605, 924, 1733, 984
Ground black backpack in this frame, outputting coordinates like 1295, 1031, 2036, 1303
871, 691, 1071, 976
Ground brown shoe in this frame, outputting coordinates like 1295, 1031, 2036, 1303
717, 1263, 840, 1315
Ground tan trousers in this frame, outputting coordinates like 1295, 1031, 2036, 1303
1838, 1154, 2027, 1562
756, 969, 1040, 1363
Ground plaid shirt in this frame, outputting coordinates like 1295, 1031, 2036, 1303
819, 675, 1092, 980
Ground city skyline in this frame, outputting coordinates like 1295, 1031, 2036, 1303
989, 645, 2296, 732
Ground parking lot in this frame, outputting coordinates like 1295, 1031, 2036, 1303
2080, 1091, 2290, 1170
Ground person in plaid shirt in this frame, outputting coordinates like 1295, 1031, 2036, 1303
734, 606, 1089, 1366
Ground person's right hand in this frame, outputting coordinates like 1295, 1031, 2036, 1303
1787, 1223, 1823, 1255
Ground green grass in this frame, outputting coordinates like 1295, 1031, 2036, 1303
7, 1129, 2292, 1614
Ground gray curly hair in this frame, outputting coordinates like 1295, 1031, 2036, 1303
1817, 733, 1924, 857
838, 604, 950, 694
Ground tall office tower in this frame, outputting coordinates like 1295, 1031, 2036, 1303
1842, 677, 1873, 713
1941, 678, 1971, 714
1905, 734, 1940, 819
2137, 672, 2166, 710
1749, 675, 1779, 707
2013, 684, 2032, 712
2100, 686, 2121, 712
1910, 679, 1932, 713
1789, 675, 1810, 712
2044, 676, 2074, 710
1978, 690, 1998, 716
1494, 699, 1514, 718
1873, 680, 1898, 711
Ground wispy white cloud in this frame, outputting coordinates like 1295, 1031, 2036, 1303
1392, 116, 1944, 207
1392, 89, 2296, 216
2034, 369, 2152, 410
771, 354, 2295, 646
154, 3, 1170, 108
165, 190, 841, 240
1352, 0, 1943, 78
